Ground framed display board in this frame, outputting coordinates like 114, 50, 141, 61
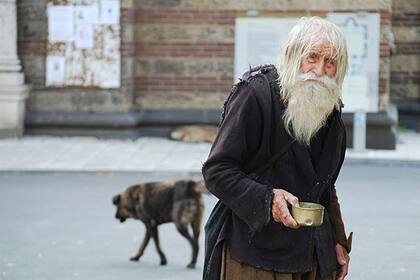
46, 0, 120, 88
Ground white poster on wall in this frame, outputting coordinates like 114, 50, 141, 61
47, 6, 74, 42
100, 0, 120, 24
327, 12, 380, 112
97, 58, 121, 88
74, 5, 99, 25
234, 18, 298, 81
46, 0, 121, 88
46, 56, 66, 86
341, 76, 370, 110
75, 23, 94, 49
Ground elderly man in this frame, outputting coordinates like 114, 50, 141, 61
202, 17, 353, 280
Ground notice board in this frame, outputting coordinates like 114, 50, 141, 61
234, 14, 380, 113
46, 0, 120, 88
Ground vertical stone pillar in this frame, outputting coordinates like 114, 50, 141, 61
0, 0, 29, 137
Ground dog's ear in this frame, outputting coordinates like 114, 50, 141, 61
112, 194, 120, 206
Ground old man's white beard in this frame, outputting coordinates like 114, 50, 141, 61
283, 72, 340, 146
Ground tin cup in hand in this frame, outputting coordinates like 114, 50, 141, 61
291, 202, 324, 227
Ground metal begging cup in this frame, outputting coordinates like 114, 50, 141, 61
291, 202, 324, 227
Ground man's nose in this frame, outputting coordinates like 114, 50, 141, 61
312, 61, 325, 77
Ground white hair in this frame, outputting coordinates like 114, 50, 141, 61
277, 16, 348, 101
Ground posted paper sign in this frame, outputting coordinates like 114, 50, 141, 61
327, 13, 380, 112
100, 0, 120, 24
75, 23, 94, 49
46, 56, 66, 86
341, 75, 370, 111
46, 0, 121, 88
74, 5, 99, 25
48, 6, 74, 42
234, 18, 299, 81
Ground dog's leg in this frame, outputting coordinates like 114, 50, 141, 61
130, 227, 151, 262
176, 225, 198, 269
189, 205, 203, 269
150, 226, 167, 265
191, 221, 200, 265
191, 218, 201, 244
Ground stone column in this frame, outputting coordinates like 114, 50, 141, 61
0, 0, 29, 137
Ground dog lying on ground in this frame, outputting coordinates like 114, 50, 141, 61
112, 179, 204, 268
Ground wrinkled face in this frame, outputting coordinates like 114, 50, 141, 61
300, 42, 337, 79
112, 190, 135, 223
283, 42, 341, 146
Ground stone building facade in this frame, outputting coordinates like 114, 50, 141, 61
11, 0, 420, 147
390, 0, 420, 131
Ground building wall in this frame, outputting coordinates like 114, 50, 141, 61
18, 0, 394, 114
390, 0, 420, 130
17, 0, 135, 113
128, 0, 393, 111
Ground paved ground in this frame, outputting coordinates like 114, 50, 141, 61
0, 130, 419, 173
1, 164, 420, 280
0, 172, 213, 280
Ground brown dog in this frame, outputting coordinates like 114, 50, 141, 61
112, 179, 204, 268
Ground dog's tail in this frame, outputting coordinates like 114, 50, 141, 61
191, 198, 204, 241
188, 181, 204, 241
173, 180, 202, 200
173, 180, 204, 239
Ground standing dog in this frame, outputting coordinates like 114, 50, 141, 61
112, 179, 204, 268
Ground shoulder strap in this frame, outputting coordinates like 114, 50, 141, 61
249, 139, 296, 178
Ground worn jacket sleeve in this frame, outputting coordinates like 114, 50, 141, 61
328, 124, 352, 253
329, 188, 352, 253
202, 81, 273, 234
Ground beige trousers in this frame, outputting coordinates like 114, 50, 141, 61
220, 243, 336, 280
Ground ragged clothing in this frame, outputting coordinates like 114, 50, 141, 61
220, 243, 336, 280
202, 65, 351, 280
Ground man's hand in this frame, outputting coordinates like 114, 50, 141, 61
272, 189, 299, 229
336, 243, 350, 280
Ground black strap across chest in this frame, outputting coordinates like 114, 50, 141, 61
248, 139, 296, 179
